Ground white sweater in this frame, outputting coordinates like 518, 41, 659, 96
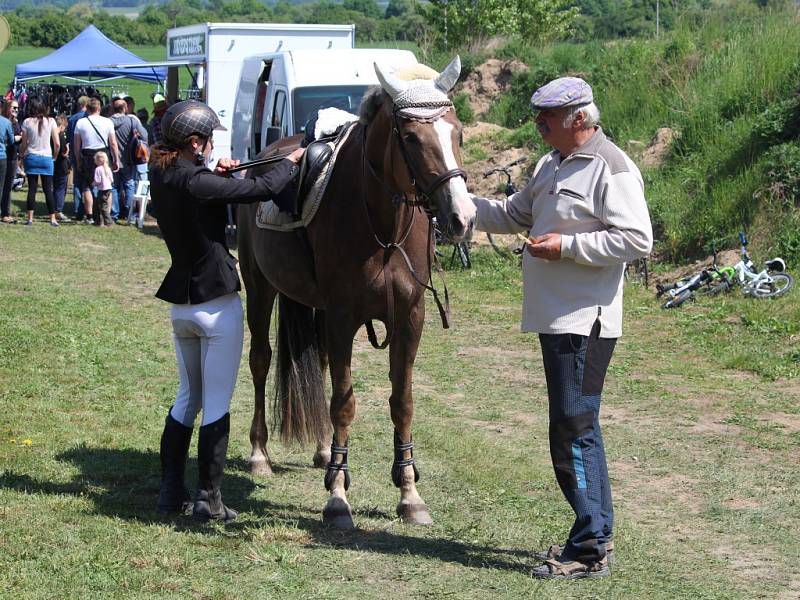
471, 128, 653, 338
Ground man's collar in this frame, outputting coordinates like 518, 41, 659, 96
555, 127, 605, 161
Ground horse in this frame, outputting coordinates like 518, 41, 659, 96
237, 56, 475, 528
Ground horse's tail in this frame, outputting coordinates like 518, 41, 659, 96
272, 294, 330, 445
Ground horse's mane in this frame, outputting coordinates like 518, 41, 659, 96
358, 63, 440, 125
358, 86, 387, 125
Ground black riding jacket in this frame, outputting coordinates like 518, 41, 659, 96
151, 157, 298, 304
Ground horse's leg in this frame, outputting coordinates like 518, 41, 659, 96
245, 284, 278, 477
390, 301, 432, 525
312, 310, 331, 469
322, 317, 357, 529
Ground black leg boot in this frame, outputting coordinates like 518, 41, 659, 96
193, 413, 237, 522
157, 410, 193, 515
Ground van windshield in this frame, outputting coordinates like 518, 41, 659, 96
292, 85, 370, 133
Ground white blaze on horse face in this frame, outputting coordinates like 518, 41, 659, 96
433, 118, 475, 239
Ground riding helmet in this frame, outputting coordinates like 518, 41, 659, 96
161, 100, 227, 148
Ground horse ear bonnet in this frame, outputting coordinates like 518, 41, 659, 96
162, 100, 227, 148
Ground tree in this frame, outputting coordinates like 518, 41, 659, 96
343, 0, 383, 19
425, 0, 576, 50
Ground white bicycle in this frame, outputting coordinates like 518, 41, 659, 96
726, 232, 794, 298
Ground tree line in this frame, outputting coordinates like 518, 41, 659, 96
3, 0, 739, 53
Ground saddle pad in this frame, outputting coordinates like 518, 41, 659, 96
256, 121, 357, 232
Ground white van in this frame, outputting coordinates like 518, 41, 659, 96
231, 48, 418, 162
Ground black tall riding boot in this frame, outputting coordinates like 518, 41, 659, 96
193, 413, 238, 522
157, 410, 193, 515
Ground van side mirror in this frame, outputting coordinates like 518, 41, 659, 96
265, 126, 282, 147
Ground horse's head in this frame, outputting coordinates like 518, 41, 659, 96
369, 57, 476, 241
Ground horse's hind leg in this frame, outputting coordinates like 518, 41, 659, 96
313, 310, 331, 469
389, 301, 432, 525
244, 281, 278, 477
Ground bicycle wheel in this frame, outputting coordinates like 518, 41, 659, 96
703, 279, 732, 296
750, 273, 794, 298
661, 289, 693, 309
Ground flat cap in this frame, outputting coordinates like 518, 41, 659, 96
530, 77, 593, 111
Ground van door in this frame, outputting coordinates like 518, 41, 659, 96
270, 86, 289, 138
251, 61, 273, 155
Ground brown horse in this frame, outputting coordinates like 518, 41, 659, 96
237, 56, 475, 528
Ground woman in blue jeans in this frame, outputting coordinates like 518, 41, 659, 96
19, 97, 60, 226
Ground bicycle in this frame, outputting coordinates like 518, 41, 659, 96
433, 217, 472, 269
481, 157, 527, 257
727, 231, 793, 298
624, 257, 649, 288
656, 245, 732, 308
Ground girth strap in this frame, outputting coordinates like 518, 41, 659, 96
324, 439, 351, 491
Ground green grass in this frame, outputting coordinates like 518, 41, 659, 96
1, 192, 799, 598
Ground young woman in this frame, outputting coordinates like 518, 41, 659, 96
19, 97, 59, 226
150, 100, 303, 522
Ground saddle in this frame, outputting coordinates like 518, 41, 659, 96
255, 120, 358, 232
271, 125, 347, 217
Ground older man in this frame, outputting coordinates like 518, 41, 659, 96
470, 77, 652, 579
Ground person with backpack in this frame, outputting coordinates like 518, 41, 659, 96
110, 97, 148, 222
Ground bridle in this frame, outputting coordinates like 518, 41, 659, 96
360, 102, 464, 349
390, 107, 467, 208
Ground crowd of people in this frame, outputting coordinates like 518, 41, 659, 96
0, 91, 168, 227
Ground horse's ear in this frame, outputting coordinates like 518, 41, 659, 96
434, 56, 461, 94
374, 62, 409, 102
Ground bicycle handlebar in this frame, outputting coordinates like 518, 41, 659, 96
482, 156, 527, 178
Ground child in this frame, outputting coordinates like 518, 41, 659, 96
93, 151, 114, 227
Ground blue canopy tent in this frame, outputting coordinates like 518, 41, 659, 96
14, 25, 166, 84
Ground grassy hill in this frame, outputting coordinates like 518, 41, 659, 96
459, 5, 800, 264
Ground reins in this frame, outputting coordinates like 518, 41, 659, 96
361, 109, 456, 350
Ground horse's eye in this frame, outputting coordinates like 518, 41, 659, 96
403, 132, 420, 144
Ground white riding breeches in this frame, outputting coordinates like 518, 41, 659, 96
169, 293, 244, 427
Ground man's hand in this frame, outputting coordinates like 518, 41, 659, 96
526, 232, 562, 261
214, 158, 240, 176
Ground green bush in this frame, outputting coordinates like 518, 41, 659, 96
453, 91, 476, 125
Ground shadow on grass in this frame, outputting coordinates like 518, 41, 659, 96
1, 444, 540, 575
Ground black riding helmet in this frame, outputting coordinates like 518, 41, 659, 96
161, 100, 227, 149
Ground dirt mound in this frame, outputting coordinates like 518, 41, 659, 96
456, 59, 529, 117
640, 127, 678, 168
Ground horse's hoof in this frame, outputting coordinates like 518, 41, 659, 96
396, 502, 433, 525
249, 458, 273, 477
313, 450, 331, 469
323, 497, 354, 529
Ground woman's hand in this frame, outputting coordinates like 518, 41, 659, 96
287, 148, 305, 164
214, 157, 240, 176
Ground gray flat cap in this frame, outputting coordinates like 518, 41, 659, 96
530, 77, 593, 110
